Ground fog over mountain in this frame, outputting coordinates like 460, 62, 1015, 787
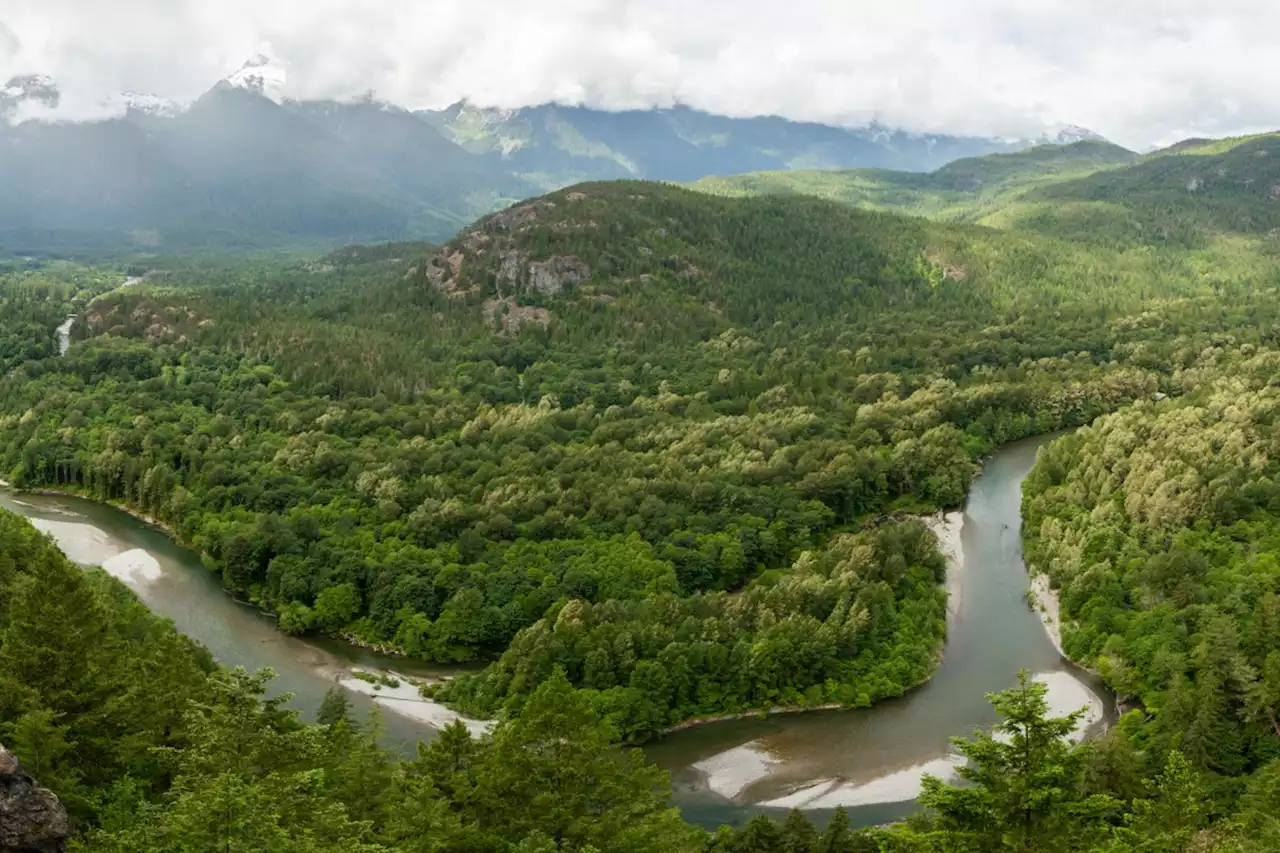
5, 0, 1280, 148
0, 55, 1106, 252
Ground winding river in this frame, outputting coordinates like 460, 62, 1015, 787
0, 433, 1110, 829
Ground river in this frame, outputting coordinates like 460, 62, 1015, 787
0, 488, 468, 752
647, 434, 1112, 828
0, 433, 1110, 829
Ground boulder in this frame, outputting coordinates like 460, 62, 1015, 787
0, 744, 70, 853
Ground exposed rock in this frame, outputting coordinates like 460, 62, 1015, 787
495, 252, 590, 296
425, 249, 469, 293
498, 250, 525, 288
485, 200, 556, 232
0, 744, 70, 853
527, 256, 591, 296
482, 297, 551, 335
462, 232, 492, 251
566, 192, 588, 202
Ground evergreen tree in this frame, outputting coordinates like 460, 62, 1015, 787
316, 686, 352, 726
919, 671, 1117, 852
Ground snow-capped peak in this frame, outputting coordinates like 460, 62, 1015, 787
1042, 125, 1107, 145
1, 74, 60, 114
224, 54, 288, 102
113, 91, 186, 117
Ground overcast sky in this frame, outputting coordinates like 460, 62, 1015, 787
2, 0, 1275, 148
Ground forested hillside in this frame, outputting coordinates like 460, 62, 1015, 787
690, 141, 1139, 221
2, 142, 1280, 849
1024, 351, 1280, 775
693, 132, 1280, 256
5, 181, 1280, 737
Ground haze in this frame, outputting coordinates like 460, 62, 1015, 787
3, 0, 1278, 148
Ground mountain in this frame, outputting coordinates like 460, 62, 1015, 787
0, 84, 529, 252
689, 140, 1140, 221
0, 73, 60, 117
0, 60, 1106, 253
419, 101, 1060, 189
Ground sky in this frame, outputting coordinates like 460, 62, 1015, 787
1, 0, 1276, 149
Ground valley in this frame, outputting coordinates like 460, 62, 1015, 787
3, 126, 1280, 852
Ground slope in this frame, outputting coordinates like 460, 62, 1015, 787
689, 140, 1139, 221
420, 101, 1033, 189
992, 131, 1280, 247
0, 89, 515, 252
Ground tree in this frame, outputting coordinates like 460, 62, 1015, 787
316, 687, 352, 727
918, 671, 1117, 852
782, 808, 820, 853
1113, 750, 1206, 853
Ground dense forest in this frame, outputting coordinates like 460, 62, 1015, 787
2, 132, 1280, 849
4, 506, 1278, 852
0, 183, 1232, 734
1023, 350, 1280, 798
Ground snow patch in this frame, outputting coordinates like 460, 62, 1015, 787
100, 549, 163, 585
224, 54, 288, 103
340, 672, 492, 737
110, 92, 186, 117
692, 741, 782, 799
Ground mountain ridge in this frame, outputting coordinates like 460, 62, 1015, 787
0, 65, 1113, 253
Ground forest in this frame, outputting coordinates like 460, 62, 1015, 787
4, 505, 1278, 852
1, 133, 1279, 849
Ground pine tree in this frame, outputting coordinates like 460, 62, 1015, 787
782, 808, 820, 853
818, 808, 855, 853
317, 686, 352, 726
919, 671, 1117, 852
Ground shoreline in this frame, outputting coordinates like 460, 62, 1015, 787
8, 483, 978, 743
1027, 572, 1067, 658
22, 486, 183, 540
343, 669, 493, 737
6, 484, 428, 663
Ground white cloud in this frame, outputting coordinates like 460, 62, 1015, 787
1, 0, 1277, 147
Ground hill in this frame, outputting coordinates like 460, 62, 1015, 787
689, 140, 1139, 220
994, 132, 1280, 247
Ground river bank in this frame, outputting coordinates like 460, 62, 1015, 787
648, 434, 1113, 825
342, 669, 493, 736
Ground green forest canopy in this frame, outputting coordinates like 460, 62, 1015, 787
1, 136, 1280, 848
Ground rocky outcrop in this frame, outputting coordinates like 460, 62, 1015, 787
484, 200, 556, 232
0, 745, 70, 853
496, 252, 591, 296
526, 256, 591, 295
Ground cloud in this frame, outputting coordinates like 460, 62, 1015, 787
1, 0, 1277, 147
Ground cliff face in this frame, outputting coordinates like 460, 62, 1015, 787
0, 745, 69, 853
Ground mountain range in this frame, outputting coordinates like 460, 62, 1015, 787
0, 57, 1106, 253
